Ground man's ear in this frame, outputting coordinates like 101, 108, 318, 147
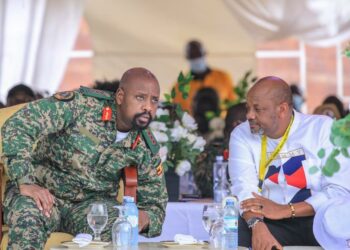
116, 88, 124, 105
278, 102, 290, 118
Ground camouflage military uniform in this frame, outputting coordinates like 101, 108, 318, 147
1, 87, 168, 250
193, 138, 226, 198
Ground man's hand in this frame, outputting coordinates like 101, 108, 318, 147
19, 184, 55, 218
252, 222, 282, 250
241, 192, 289, 220
138, 210, 149, 232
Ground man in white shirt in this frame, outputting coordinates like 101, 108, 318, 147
228, 76, 350, 249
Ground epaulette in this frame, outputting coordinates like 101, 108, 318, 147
141, 128, 160, 155
79, 86, 114, 101
53, 91, 75, 102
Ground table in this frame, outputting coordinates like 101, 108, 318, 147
50, 243, 323, 250
139, 201, 209, 242
50, 242, 249, 250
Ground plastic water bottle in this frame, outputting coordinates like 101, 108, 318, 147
123, 196, 138, 246
223, 198, 238, 249
213, 156, 229, 203
112, 206, 132, 249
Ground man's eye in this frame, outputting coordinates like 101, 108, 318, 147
136, 96, 144, 101
152, 98, 159, 104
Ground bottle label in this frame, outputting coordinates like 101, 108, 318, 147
127, 215, 138, 227
224, 215, 238, 230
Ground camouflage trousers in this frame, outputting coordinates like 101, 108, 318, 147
4, 184, 120, 250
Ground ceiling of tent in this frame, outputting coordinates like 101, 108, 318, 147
84, 0, 256, 96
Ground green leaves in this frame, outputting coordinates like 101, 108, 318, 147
177, 72, 193, 100
341, 148, 350, 158
224, 69, 256, 109
343, 42, 350, 58
318, 114, 350, 177
175, 104, 184, 119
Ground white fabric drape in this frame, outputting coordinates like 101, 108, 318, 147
0, 0, 84, 103
224, 0, 350, 47
84, 0, 256, 98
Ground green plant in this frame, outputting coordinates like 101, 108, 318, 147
312, 44, 350, 176
314, 116, 350, 176
223, 70, 257, 108
150, 72, 206, 176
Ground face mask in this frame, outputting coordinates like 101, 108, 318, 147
189, 57, 207, 73
293, 94, 304, 111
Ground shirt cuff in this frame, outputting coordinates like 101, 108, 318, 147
16, 174, 36, 186
305, 191, 328, 212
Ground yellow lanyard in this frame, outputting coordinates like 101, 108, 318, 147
258, 115, 294, 191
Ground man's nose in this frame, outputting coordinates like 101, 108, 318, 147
142, 100, 152, 112
246, 109, 255, 120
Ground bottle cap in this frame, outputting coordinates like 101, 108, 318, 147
123, 196, 135, 203
225, 200, 234, 206
223, 196, 238, 207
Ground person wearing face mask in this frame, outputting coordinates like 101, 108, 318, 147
172, 40, 236, 113
228, 76, 350, 249
290, 84, 305, 112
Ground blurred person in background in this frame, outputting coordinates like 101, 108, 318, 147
322, 95, 346, 118
192, 87, 220, 137
93, 79, 120, 93
6, 83, 36, 107
194, 102, 247, 198
290, 84, 304, 112
313, 103, 341, 120
172, 40, 236, 113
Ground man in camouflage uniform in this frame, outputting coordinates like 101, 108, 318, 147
1, 67, 168, 249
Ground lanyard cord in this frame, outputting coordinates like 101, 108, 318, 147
258, 115, 294, 191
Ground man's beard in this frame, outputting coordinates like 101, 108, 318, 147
132, 111, 153, 130
249, 120, 264, 136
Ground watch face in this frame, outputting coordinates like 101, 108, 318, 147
247, 217, 263, 228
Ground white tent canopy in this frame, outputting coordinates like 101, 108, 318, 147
84, 0, 256, 96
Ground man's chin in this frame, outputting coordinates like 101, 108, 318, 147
250, 127, 264, 136
133, 120, 151, 130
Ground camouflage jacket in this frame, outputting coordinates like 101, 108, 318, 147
194, 138, 226, 198
1, 87, 168, 237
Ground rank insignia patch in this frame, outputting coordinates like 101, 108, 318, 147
53, 91, 75, 102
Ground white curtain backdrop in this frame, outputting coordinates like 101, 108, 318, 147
224, 0, 350, 47
0, 0, 84, 103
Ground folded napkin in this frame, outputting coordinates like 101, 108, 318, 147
72, 233, 93, 247
174, 234, 198, 245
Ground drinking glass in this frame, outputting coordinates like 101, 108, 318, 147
202, 204, 222, 234
87, 202, 108, 241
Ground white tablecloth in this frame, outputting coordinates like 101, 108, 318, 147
139, 202, 209, 242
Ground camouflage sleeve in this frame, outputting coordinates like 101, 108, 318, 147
1, 93, 81, 185
137, 153, 168, 237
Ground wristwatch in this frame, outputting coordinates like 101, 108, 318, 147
247, 217, 264, 229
